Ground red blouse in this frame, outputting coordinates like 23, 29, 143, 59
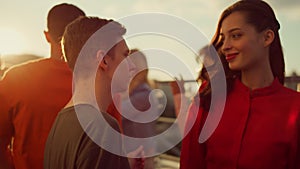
180, 78, 300, 169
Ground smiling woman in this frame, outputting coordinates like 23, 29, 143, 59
0, 28, 27, 55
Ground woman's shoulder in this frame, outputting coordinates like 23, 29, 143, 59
277, 85, 300, 112
279, 85, 300, 98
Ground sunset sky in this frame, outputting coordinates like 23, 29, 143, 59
0, 0, 299, 80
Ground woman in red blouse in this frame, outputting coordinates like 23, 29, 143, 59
180, 1, 300, 169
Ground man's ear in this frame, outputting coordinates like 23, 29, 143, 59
98, 50, 108, 71
44, 30, 51, 43
263, 29, 275, 47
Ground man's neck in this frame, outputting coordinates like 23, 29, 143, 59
71, 83, 98, 108
70, 77, 112, 113
50, 44, 63, 60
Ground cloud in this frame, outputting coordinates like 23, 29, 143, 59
125, 0, 227, 39
268, 0, 300, 8
130, 0, 223, 16
280, 7, 300, 21
267, 0, 300, 20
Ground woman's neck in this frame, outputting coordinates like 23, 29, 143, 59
241, 66, 274, 90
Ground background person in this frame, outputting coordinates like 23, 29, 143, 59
121, 49, 161, 169
0, 3, 85, 169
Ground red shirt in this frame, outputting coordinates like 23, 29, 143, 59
181, 78, 300, 169
0, 58, 72, 169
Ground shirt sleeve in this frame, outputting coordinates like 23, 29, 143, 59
0, 69, 16, 169
180, 100, 207, 169
0, 69, 16, 140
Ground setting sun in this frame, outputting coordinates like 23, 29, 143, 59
0, 28, 27, 55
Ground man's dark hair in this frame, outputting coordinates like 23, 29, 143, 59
47, 3, 85, 42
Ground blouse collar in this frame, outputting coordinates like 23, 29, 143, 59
234, 77, 281, 97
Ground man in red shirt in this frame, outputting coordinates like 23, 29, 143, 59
0, 3, 85, 169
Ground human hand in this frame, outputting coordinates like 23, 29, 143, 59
169, 75, 185, 95
127, 145, 145, 169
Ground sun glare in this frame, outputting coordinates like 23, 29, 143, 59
0, 28, 27, 55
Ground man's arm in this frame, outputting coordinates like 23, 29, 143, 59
0, 71, 15, 169
0, 138, 14, 169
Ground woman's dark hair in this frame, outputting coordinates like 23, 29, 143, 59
199, 0, 285, 111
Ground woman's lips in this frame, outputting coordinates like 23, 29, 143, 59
226, 53, 238, 61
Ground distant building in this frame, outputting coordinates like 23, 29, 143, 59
285, 71, 300, 91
